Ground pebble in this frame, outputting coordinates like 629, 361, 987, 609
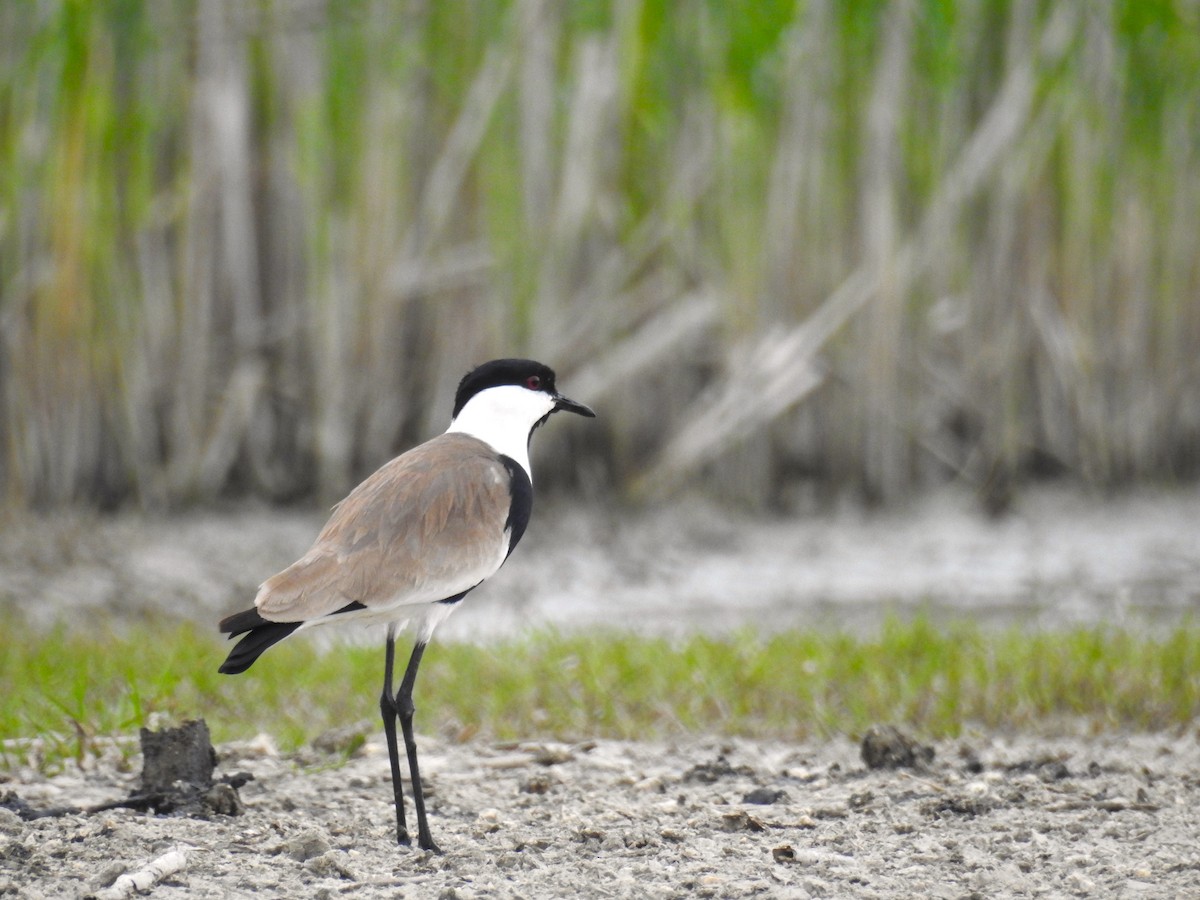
0, 809, 23, 835
282, 830, 331, 862
304, 850, 358, 880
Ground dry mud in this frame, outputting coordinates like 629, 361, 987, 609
3, 730, 1200, 898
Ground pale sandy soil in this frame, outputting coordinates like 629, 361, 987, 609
3, 730, 1200, 898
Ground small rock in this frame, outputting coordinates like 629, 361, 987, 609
530, 743, 575, 766
474, 808, 502, 835
282, 830, 332, 862
847, 791, 873, 808
1005, 756, 1071, 782
683, 755, 755, 784
960, 745, 984, 774
0, 809, 23, 835
921, 795, 997, 818
1068, 872, 1096, 892
861, 725, 935, 770
87, 861, 126, 891
600, 834, 624, 852
304, 850, 358, 880
721, 810, 767, 832
965, 780, 991, 798
246, 733, 280, 757
772, 844, 797, 864
311, 724, 370, 757
742, 787, 787, 805
520, 774, 554, 795
812, 806, 849, 820
204, 783, 244, 817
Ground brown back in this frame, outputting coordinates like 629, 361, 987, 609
255, 433, 513, 622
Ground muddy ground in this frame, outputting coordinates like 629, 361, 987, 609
1, 487, 1199, 897
3, 729, 1200, 898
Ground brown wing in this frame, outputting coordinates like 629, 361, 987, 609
255, 433, 513, 623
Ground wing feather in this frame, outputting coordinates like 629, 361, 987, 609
255, 433, 513, 622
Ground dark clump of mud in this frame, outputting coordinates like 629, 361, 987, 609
137, 719, 249, 817
860, 724, 935, 770
139, 719, 216, 797
1, 720, 248, 823
682, 754, 757, 784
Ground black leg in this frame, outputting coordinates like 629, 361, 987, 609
397, 640, 440, 853
380, 627, 411, 846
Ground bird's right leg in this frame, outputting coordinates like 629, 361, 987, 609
380, 625, 411, 846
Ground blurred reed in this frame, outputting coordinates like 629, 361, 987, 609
0, 0, 1197, 510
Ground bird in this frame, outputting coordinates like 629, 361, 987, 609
217, 358, 595, 852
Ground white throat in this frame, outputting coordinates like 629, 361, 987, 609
445, 384, 555, 480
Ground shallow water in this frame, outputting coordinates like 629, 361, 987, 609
1, 487, 1197, 643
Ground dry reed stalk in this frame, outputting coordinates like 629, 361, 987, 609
567, 290, 721, 409
310, 241, 357, 502
169, 0, 234, 497
518, 0, 558, 237
548, 98, 716, 372
857, 0, 913, 502
760, 0, 832, 324
402, 44, 514, 262
533, 32, 622, 352
637, 3, 1080, 498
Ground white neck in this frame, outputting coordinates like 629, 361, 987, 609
445, 384, 555, 481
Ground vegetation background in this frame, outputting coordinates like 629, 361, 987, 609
2, 0, 1200, 765
3, 0, 1198, 513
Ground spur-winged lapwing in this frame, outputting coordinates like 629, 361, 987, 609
218, 359, 594, 852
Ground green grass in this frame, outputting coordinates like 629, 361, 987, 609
2, 616, 1197, 774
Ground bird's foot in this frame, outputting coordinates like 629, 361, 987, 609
396, 828, 441, 854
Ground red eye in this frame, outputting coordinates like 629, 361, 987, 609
525, 375, 542, 390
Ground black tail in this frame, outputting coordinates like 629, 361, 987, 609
218, 608, 301, 675
219, 607, 273, 636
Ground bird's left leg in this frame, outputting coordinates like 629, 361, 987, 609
397, 640, 440, 853
380, 626, 411, 846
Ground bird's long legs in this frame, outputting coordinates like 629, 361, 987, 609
380, 627, 440, 852
380, 627, 410, 846
396, 640, 437, 852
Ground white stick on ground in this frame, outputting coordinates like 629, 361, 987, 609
88, 848, 190, 900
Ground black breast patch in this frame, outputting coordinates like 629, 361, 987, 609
499, 455, 533, 557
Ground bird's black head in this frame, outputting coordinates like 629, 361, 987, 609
452, 358, 596, 420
